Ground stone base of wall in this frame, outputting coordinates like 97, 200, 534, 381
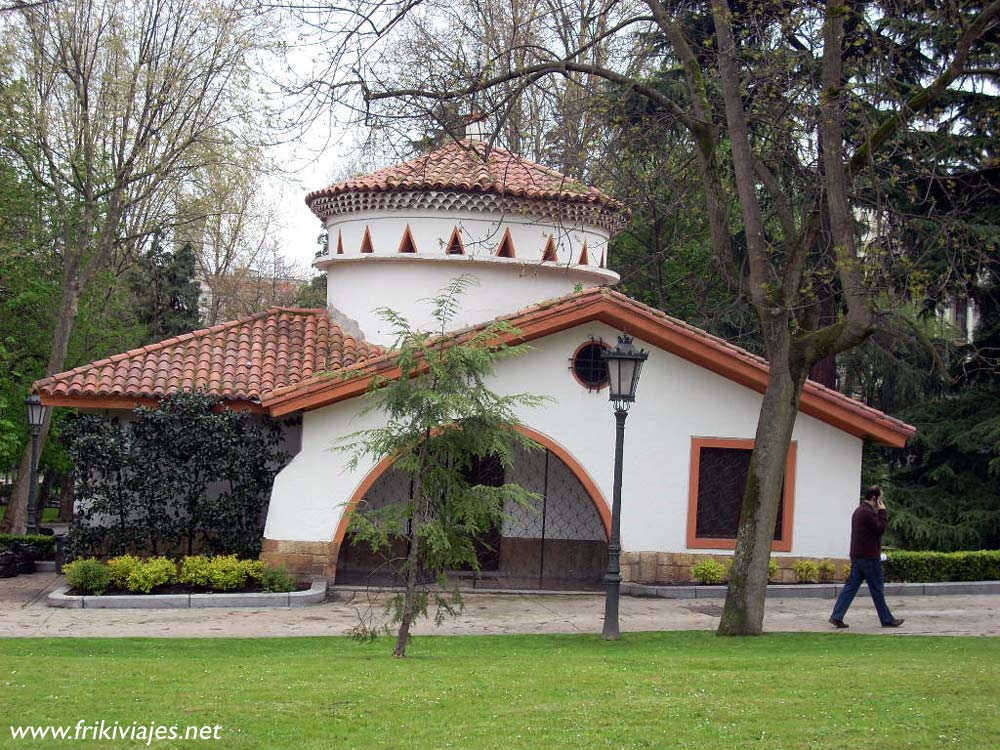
620, 551, 851, 585
261, 539, 338, 580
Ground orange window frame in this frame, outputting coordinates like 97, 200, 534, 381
686, 437, 796, 552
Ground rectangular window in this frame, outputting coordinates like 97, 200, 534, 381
686, 438, 796, 552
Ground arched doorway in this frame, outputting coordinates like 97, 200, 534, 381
335, 433, 609, 589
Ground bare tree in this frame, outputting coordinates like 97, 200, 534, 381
294, 0, 1000, 634
0, 0, 276, 533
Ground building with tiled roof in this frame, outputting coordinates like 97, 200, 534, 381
37, 126, 915, 588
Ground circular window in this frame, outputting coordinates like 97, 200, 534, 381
571, 341, 609, 390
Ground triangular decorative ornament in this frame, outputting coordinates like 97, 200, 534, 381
336, 230, 344, 255
541, 237, 558, 262
496, 227, 516, 258
446, 226, 466, 255
578, 240, 589, 265
398, 224, 418, 253
360, 226, 375, 253
599, 247, 605, 268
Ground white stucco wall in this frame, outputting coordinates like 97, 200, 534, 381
324, 256, 616, 344
264, 322, 864, 559
316, 207, 618, 345
319, 208, 610, 265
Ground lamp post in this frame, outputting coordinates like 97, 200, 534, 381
600, 334, 649, 640
25, 394, 46, 535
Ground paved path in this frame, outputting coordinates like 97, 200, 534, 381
1, 573, 997, 638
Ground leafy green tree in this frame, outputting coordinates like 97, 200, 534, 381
341, 277, 545, 657
0, 0, 273, 533
872, 255, 1000, 550
293, 275, 327, 309
879, 385, 1000, 551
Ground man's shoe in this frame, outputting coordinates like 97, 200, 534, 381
829, 617, 849, 629
882, 618, 905, 628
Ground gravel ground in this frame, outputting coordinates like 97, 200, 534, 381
1, 573, 997, 638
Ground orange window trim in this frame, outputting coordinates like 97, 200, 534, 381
686, 437, 796, 553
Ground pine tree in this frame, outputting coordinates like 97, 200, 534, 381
340, 277, 546, 656
132, 238, 202, 342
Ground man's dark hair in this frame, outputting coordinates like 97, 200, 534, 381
864, 485, 882, 501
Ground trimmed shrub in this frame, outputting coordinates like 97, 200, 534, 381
126, 557, 177, 593
691, 559, 727, 585
793, 559, 820, 583
261, 566, 296, 593
243, 559, 267, 583
178, 556, 214, 588
767, 559, 779, 582
107, 555, 142, 590
0, 534, 56, 560
208, 555, 250, 591
885, 550, 1000, 582
841, 562, 853, 580
64, 558, 112, 595
818, 559, 836, 583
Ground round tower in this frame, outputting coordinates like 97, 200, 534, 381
306, 133, 628, 345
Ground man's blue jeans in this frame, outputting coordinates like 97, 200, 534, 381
831, 558, 895, 625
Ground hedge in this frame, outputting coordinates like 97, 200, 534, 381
0, 534, 56, 560
885, 550, 1000, 583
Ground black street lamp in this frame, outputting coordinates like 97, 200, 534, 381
25, 394, 47, 535
600, 334, 649, 640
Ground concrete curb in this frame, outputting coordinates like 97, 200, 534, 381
622, 580, 1000, 600
46, 579, 327, 609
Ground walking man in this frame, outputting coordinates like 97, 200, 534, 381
829, 486, 904, 628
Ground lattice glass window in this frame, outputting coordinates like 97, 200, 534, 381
695, 446, 783, 541
362, 467, 411, 511
505, 441, 606, 541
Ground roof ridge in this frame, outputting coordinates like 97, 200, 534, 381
262, 285, 915, 445
34, 308, 330, 387
595, 289, 915, 431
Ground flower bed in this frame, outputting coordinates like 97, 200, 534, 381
62, 554, 300, 596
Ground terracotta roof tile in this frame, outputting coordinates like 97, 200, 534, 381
34, 308, 382, 404
306, 139, 627, 214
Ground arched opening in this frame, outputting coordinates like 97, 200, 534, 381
334, 428, 609, 589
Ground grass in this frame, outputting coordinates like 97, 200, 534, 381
0, 506, 59, 523
1, 633, 997, 750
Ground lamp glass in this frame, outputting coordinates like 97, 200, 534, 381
26, 394, 45, 428
602, 335, 649, 404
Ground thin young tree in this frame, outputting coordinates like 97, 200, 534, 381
301, 0, 1000, 634
340, 277, 545, 657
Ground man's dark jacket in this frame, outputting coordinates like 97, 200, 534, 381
850, 503, 887, 560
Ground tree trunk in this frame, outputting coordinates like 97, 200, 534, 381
57, 473, 74, 523
0, 451, 33, 534
33, 470, 56, 530
718, 336, 809, 635
0, 281, 82, 534
393, 509, 423, 657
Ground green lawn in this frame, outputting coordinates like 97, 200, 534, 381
0, 506, 59, 523
1, 633, 997, 750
